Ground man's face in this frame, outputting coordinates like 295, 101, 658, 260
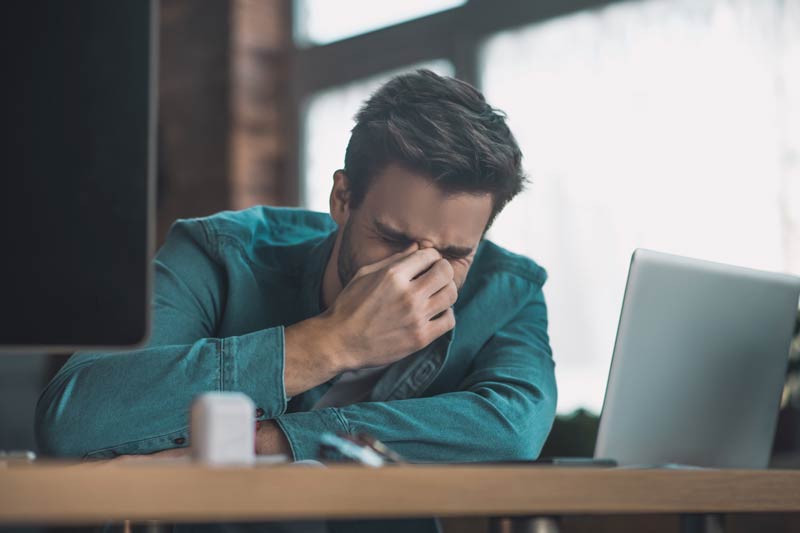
335, 164, 494, 290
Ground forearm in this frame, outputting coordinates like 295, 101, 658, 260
274, 380, 556, 463
342, 387, 555, 462
37, 312, 347, 459
35, 327, 288, 458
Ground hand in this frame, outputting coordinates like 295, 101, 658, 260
282, 246, 457, 397
324, 246, 457, 371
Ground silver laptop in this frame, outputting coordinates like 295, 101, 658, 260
594, 249, 800, 468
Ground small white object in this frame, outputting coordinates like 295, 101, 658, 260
191, 392, 256, 466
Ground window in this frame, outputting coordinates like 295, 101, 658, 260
294, 0, 800, 415
481, 0, 800, 413
294, 0, 466, 46
301, 60, 454, 212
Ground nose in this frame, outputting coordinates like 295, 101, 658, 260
418, 239, 436, 249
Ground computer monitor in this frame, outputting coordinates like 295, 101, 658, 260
595, 249, 800, 468
0, 0, 156, 350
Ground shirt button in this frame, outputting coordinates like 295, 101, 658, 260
174, 437, 186, 445
255, 407, 265, 418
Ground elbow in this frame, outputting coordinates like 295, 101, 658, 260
515, 370, 558, 460
514, 386, 558, 461
35, 385, 76, 457
35, 365, 97, 458
477, 383, 558, 462
499, 414, 556, 462
523, 397, 558, 460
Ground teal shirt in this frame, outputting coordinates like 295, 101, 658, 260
36, 206, 557, 462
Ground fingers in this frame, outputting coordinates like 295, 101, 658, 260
426, 280, 457, 319
354, 243, 419, 278
387, 247, 442, 282
427, 307, 456, 339
414, 258, 454, 296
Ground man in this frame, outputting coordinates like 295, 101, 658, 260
36, 69, 556, 527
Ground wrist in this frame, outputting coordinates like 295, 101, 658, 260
255, 420, 292, 457
303, 312, 352, 374
283, 314, 351, 398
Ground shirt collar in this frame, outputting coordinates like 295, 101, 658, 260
299, 228, 337, 319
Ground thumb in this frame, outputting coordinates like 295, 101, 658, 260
353, 243, 419, 278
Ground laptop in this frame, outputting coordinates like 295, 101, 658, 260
594, 249, 800, 468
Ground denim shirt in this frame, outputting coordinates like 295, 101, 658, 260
35, 206, 557, 463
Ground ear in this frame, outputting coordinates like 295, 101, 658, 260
329, 170, 351, 226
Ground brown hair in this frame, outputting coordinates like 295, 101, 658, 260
343, 69, 526, 226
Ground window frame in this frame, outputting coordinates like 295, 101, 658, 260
287, 0, 624, 204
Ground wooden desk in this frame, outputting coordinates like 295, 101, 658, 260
1, 462, 799, 526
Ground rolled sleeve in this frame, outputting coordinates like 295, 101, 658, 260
227, 326, 288, 419
36, 325, 290, 458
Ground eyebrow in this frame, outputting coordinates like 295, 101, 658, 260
373, 219, 474, 259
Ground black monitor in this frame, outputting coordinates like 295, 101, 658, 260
0, 0, 156, 349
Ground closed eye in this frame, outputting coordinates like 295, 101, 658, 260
442, 252, 471, 261
373, 219, 473, 259
383, 236, 413, 249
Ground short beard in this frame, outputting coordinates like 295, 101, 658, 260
336, 218, 359, 288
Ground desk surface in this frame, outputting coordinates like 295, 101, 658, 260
2, 462, 800, 524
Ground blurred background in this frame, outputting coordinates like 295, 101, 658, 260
2, 0, 800, 475
2, 1, 800, 531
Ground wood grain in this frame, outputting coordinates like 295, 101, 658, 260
1, 463, 799, 524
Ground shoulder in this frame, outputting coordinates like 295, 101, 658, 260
471, 239, 548, 288
453, 240, 550, 350
175, 206, 334, 250
164, 206, 337, 269
200, 206, 337, 246
455, 239, 548, 323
